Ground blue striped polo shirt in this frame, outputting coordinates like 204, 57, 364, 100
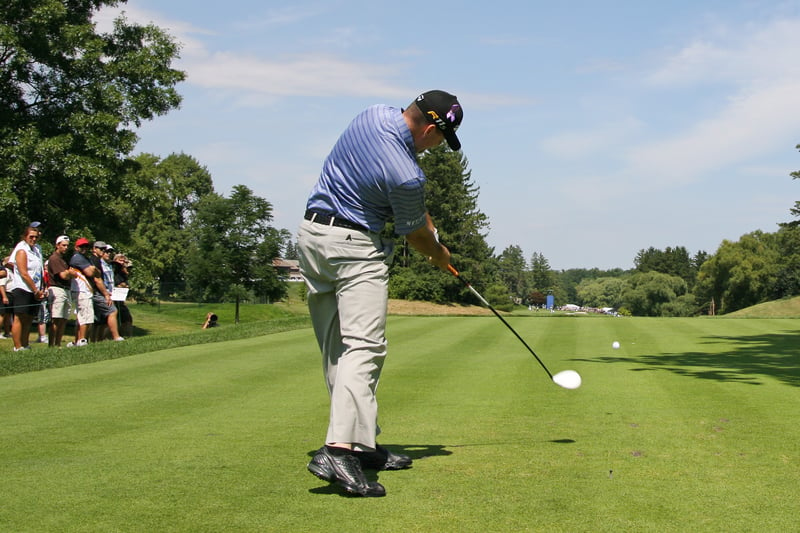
306, 104, 428, 235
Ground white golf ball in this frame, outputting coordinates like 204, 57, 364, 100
612, 341, 620, 349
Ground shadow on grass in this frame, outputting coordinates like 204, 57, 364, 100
306, 444, 452, 497
573, 331, 800, 387
306, 444, 452, 462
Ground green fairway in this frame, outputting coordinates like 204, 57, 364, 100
1, 316, 798, 532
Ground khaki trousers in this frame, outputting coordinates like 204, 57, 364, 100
297, 219, 394, 450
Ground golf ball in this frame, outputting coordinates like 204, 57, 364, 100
612, 341, 620, 349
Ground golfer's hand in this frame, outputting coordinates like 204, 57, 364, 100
427, 244, 451, 272
407, 216, 450, 271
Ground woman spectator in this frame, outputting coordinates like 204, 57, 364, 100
8, 225, 46, 351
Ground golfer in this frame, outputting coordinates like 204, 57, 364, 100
298, 90, 463, 497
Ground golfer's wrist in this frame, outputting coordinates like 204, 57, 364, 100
427, 245, 450, 270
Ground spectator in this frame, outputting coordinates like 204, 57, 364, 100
68, 238, 97, 347
99, 244, 115, 292
47, 235, 75, 348
8, 225, 46, 351
202, 312, 218, 329
89, 241, 123, 342
112, 251, 133, 337
0, 257, 11, 339
31, 222, 49, 343
91, 242, 115, 342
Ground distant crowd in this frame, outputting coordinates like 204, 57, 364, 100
0, 222, 133, 352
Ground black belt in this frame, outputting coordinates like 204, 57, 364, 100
304, 210, 368, 232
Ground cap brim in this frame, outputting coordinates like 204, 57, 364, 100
444, 130, 461, 151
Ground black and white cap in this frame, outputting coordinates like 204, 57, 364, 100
415, 90, 463, 151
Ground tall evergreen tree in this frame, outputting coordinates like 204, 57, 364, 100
787, 143, 800, 227
389, 145, 494, 304
497, 245, 528, 299
529, 251, 554, 292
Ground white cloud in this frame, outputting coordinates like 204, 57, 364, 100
95, 5, 414, 100
184, 52, 410, 99
232, 5, 327, 30
95, 4, 519, 106
609, 17, 800, 187
647, 17, 800, 86
539, 117, 643, 159
626, 80, 800, 185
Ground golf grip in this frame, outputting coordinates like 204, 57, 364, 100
447, 264, 553, 379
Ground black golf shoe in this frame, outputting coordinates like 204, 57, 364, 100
307, 447, 386, 497
357, 444, 413, 471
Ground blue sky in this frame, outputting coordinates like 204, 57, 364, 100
96, 1, 800, 270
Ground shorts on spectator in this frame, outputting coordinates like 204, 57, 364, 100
73, 292, 94, 325
49, 287, 73, 319
92, 293, 117, 322
11, 288, 39, 317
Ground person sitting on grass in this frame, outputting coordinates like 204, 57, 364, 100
202, 313, 218, 329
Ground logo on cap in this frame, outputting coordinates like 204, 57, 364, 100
416, 90, 463, 151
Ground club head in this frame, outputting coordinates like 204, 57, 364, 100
552, 370, 581, 389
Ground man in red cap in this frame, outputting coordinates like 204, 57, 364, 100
68, 238, 99, 346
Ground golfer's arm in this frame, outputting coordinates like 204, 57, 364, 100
405, 213, 450, 271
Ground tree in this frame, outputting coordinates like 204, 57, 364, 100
769, 144, 800, 299
635, 246, 697, 288
497, 245, 527, 300
695, 231, 780, 314
529, 252, 553, 292
184, 185, 288, 309
554, 267, 627, 305
692, 250, 710, 273
389, 145, 494, 304
771, 225, 800, 298
0, 1, 184, 242
787, 143, 800, 226
115, 152, 214, 295
621, 271, 690, 317
576, 277, 627, 309
283, 239, 298, 260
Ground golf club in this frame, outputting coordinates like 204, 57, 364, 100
447, 264, 581, 389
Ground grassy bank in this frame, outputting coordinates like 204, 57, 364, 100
726, 295, 800, 318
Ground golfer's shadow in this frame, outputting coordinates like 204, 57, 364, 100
305, 443, 452, 462
306, 444, 453, 496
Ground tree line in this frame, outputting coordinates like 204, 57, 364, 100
3, 3, 797, 315
465, 146, 800, 316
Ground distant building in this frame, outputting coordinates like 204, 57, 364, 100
272, 258, 304, 282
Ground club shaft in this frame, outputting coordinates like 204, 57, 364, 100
448, 265, 553, 379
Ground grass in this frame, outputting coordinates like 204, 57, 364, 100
1, 313, 798, 531
726, 295, 800, 318
0, 315, 310, 376
0, 286, 311, 376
